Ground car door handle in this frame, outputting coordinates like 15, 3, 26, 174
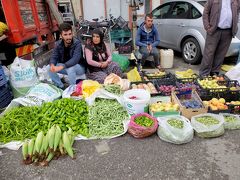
178, 24, 186, 27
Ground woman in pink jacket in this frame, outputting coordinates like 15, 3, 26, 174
84, 29, 123, 83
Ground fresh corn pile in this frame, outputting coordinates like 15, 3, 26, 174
22, 125, 75, 166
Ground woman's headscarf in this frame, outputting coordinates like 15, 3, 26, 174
85, 28, 107, 54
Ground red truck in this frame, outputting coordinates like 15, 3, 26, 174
0, 0, 60, 66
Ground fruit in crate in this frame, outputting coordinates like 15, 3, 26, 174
150, 102, 179, 112
214, 76, 225, 81
198, 79, 227, 89
175, 69, 196, 78
146, 71, 166, 77
158, 85, 176, 95
203, 98, 228, 111
181, 99, 203, 109
227, 101, 240, 105
131, 82, 158, 94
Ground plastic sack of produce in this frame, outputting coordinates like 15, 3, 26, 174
9, 57, 39, 97
128, 113, 158, 138
4, 83, 62, 112
62, 81, 83, 99
191, 113, 225, 138
104, 73, 130, 91
220, 113, 240, 130
112, 53, 130, 72
157, 115, 193, 144
127, 67, 141, 82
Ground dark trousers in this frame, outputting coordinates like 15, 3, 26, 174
199, 29, 232, 76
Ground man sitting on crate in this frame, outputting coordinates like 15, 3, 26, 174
48, 23, 86, 89
136, 14, 163, 71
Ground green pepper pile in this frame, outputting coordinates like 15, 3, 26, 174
0, 98, 89, 143
134, 116, 154, 127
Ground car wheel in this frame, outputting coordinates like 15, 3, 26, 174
182, 37, 202, 64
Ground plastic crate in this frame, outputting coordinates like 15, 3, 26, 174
199, 74, 230, 82
130, 81, 159, 96
143, 71, 175, 80
227, 104, 240, 114
153, 78, 176, 96
113, 16, 129, 29
176, 74, 198, 83
0, 84, 13, 109
0, 65, 7, 87
110, 29, 131, 41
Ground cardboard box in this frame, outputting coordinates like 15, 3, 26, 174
171, 90, 208, 120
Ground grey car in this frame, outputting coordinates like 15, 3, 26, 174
148, 0, 240, 64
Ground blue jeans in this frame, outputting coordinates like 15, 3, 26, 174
48, 63, 85, 88
139, 46, 160, 66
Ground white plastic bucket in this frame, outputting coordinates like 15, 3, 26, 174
123, 89, 151, 116
160, 49, 174, 68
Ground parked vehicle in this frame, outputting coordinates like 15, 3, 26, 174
0, 0, 59, 66
138, 0, 240, 64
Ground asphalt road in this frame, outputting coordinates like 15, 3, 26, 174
0, 54, 239, 180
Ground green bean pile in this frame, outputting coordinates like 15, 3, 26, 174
103, 84, 122, 95
89, 98, 128, 137
0, 98, 89, 143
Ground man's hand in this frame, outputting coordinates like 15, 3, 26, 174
147, 44, 152, 53
50, 64, 64, 72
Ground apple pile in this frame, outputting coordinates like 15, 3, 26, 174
150, 102, 179, 112
203, 98, 228, 111
198, 79, 227, 89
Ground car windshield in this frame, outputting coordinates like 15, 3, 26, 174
197, 1, 206, 6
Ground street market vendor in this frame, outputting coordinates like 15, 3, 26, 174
84, 28, 123, 84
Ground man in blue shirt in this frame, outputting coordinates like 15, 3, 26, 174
48, 23, 85, 89
136, 14, 162, 71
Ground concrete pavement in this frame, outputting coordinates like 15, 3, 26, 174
0, 54, 239, 180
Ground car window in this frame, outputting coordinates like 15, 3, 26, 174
169, 2, 190, 19
191, 5, 202, 19
152, 3, 171, 19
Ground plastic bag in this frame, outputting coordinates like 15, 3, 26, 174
37, 65, 52, 83
128, 113, 158, 138
225, 63, 240, 83
220, 113, 240, 130
127, 67, 141, 82
157, 116, 193, 144
3, 83, 62, 113
82, 80, 101, 98
112, 53, 130, 72
9, 57, 39, 97
191, 113, 225, 138
104, 73, 130, 91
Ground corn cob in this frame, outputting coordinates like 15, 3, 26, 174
42, 133, 49, 152
53, 125, 62, 151
48, 125, 56, 150
41, 152, 54, 166
22, 141, 28, 160
35, 131, 44, 153
39, 135, 46, 155
63, 131, 74, 158
67, 128, 74, 146
28, 139, 35, 158
59, 139, 65, 155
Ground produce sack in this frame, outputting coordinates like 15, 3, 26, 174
127, 67, 141, 82
128, 113, 158, 138
112, 53, 130, 72
9, 57, 39, 97
157, 116, 193, 144
104, 73, 130, 91
4, 83, 62, 112
191, 113, 225, 138
225, 63, 240, 83
220, 113, 240, 130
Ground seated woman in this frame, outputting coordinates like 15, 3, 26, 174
84, 28, 123, 84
